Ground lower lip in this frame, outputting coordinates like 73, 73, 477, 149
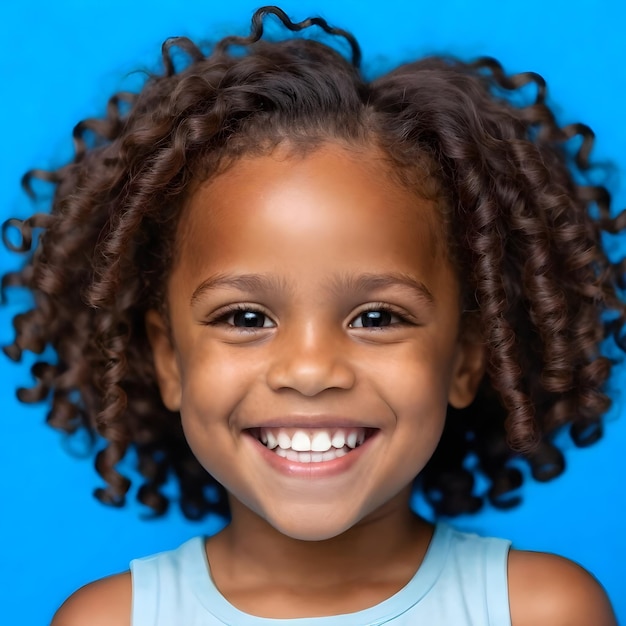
245, 433, 377, 478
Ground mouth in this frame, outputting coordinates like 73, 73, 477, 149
246, 426, 377, 464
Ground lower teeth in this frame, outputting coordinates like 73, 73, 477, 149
273, 446, 350, 463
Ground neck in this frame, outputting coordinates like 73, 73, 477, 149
207, 487, 432, 589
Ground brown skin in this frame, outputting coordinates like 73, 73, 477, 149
149, 144, 482, 543
51, 145, 616, 625
210, 488, 432, 617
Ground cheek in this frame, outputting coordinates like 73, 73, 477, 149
375, 337, 457, 410
372, 340, 456, 459
179, 340, 254, 406
176, 347, 253, 458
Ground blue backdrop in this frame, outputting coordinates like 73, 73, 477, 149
1, 1, 624, 624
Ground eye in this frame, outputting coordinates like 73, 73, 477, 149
350, 308, 401, 328
209, 306, 276, 329
229, 309, 274, 328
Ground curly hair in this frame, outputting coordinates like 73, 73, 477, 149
3, 6, 625, 519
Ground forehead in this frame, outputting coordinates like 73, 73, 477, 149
172, 144, 452, 296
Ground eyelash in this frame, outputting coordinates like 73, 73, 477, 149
349, 303, 409, 329
205, 303, 412, 330
207, 304, 275, 331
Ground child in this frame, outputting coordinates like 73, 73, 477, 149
3, 5, 622, 625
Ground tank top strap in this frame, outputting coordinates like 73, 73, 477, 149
439, 523, 512, 626
131, 536, 210, 626
483, 531, 512, 625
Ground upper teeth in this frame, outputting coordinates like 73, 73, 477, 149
260, 428, 365, 452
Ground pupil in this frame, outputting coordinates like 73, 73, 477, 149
234, 311, 265, 327
362, 310, 391, 327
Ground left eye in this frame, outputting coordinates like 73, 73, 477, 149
350, 309, 399, 328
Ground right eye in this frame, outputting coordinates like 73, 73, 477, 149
229, 310, 274, 328
210, 307, 276, 329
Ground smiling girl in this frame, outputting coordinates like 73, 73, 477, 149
4, 6, 622, 625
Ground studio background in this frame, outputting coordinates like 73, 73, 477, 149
1, 1, 624, 624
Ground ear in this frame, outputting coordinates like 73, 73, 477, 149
145, 309, 182, 411
447, 322, 486, 409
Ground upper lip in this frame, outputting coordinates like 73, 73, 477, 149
241, 415, 378, 430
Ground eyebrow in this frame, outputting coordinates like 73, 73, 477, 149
190, 272, 434, 306
190, 273, 291, 305
330, 273, 435, 305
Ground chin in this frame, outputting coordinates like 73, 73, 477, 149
265, 509, 359, 542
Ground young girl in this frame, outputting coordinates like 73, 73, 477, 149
3, 5, 622, 625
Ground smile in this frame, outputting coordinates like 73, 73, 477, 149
247, 427, 373, 464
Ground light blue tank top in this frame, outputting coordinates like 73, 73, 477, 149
130, 522, 511, 625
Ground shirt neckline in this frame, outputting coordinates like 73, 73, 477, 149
183, 521, 452, 624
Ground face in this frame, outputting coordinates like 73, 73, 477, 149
147, 144, 484, 541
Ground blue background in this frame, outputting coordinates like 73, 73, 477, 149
1, 1, 624, 624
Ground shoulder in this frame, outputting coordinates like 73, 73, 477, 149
51, 571, 132, 626
507, 549, 616, 626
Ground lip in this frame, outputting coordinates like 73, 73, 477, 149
243, 429, 379, 478
241, 415, 377, 430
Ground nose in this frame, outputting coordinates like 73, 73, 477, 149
266, 322, 356, 396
